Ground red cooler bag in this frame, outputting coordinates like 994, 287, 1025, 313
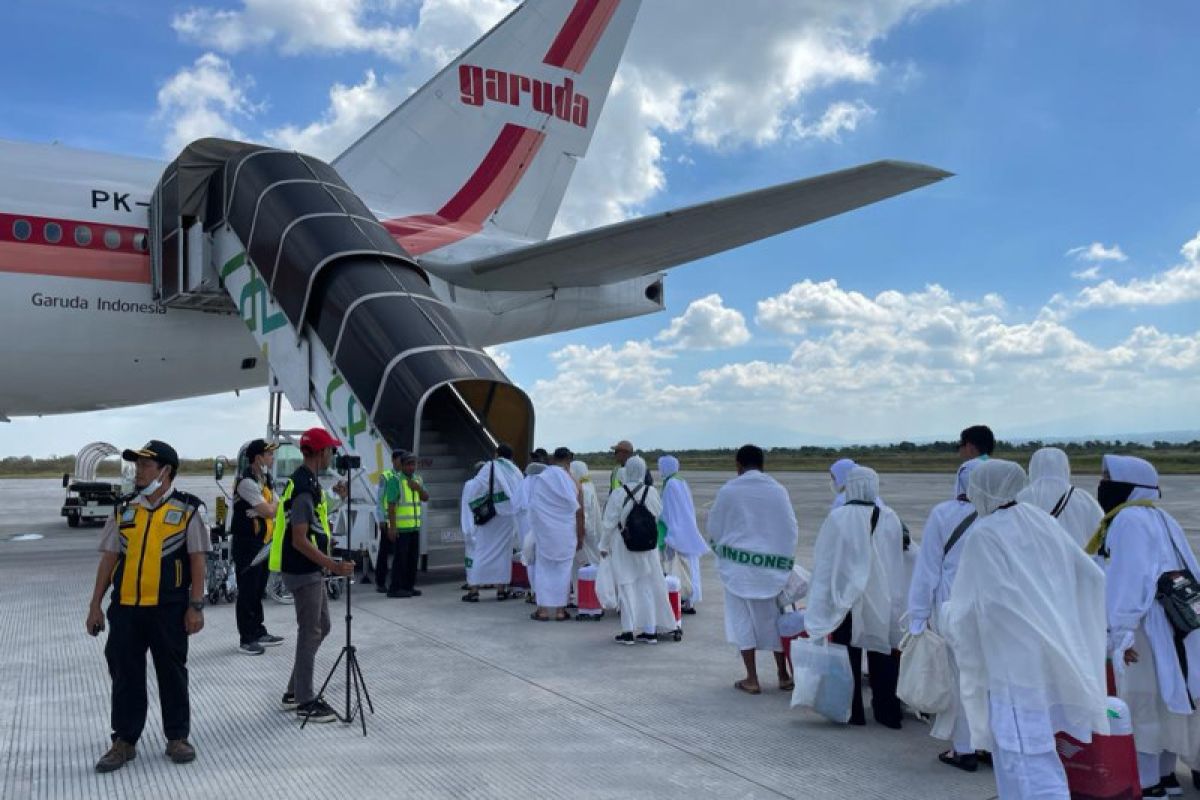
1055, 698, 1140, 800
510, 559, 530, 589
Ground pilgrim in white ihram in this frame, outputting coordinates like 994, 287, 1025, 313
1017, 447, 1104, 549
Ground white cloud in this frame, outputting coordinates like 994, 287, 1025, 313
155, 53, 260, 156
1064, 231, 1200, 310
656, 294, 751, 350
1071, 265, 1101, 281
266, 70, 398, 159
792, 100, 877, 141
1066, 242, 1127, 262
172, 0, 417, 60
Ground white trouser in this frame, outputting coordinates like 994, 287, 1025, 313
992, 747, 1069, 799
1137, 750, 1176, 789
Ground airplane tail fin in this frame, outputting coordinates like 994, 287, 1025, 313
333, 0, 641, 255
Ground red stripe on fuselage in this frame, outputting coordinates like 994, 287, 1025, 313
0, 212, 151, 282
0, 240, 151, 283
382, 124, 545, 256
543, 0, 620, 74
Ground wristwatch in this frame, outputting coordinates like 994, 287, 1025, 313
189, 600, 205, 612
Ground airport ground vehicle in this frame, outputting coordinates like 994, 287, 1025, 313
60, 442, 131, 528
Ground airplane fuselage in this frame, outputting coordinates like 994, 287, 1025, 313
0, 139, 663, 417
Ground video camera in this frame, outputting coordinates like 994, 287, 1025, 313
335, 451, 361, 474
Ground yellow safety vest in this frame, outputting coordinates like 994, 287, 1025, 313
268, 478, 331, 572
111, 492, 200, 607
393, 475, 424, 531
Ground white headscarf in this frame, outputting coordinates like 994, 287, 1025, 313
570, 459, 602, 560
657, 455, 707, 557
830, 458, 857, 508
1103, 454, 1161, 501
806, 466, 905, 650
1019, 448, 1103, 548
624, 456, 646, 486
967, 460, 1028, 518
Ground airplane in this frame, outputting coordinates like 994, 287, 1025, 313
0, 0, 950, 422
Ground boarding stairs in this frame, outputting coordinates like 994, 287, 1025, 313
147, 138, 534, 572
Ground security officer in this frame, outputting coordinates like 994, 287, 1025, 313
385, 450, 429, 598
373, 450, 403, 593
268, 427, 353, 723
86, 440, 210, 773
231, 438, 283, 655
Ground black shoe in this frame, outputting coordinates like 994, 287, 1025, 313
681, 605, 697, 615
375, 583, 388, 593
1192, 770, 1200, 791
938, 751, 978, 772
410, 589, 422, 596
238, 641, 265, 656
297, 699, 338, 724
1162, 772, 1183, 795
635, 633, 658, 645
387, 589, 414, 598
1142, 782, 1167, 798
257, 633, 284, 646
280, 692, 298, 710
614, 632, 635, 646
165, 739, 196, 764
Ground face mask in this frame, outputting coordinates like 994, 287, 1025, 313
1097, 479, 1135, 514
139, 466, 167, 497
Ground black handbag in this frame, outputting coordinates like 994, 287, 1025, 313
1155, 524, 1200, 635
469, 463, 498, 526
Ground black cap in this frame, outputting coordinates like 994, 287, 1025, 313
553, 447, 573, 462
122, 440, 179, 470
246, 438, 278, 459
392, 449, 416, 463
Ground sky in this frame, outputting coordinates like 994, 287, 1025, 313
2, 0, 1199, 458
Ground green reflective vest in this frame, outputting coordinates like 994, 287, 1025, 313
268, 478, 331, 573
393, 474, 424, 531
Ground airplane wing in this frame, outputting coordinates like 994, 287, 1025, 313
429, 160, 951, 291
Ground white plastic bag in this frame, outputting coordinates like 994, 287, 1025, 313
777, 609, 807, 639
776, 564, 812, 609
789, 637, 853, 723
667, 553, 694, 598
595, 558, 619, 610
896, 628, 954, 714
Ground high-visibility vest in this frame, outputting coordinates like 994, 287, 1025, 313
110, 490, 202, 607
269, 473, 330, 573
231, 468, 276, 543
393, 474, 424, 531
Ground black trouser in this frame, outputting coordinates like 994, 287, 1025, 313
381, 528, 421, 591
232, 534, 269, 644
105, 602, 190, 744
374, 523, 392, 587
830, 612, 903, 728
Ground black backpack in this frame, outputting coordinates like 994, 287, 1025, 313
620, 486, 657, 552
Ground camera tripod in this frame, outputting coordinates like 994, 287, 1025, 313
305, 455, 374, 735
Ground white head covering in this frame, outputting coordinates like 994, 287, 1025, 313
955, 457, 984, 499
1016, 448, 1102, 548
570, 460, 603, 561
623, 456, 647, 486
967, 459, 1027, 517
1102, 454, 1161, 501
616, 466, 628, 486
844, 466, 879, 503
830, 458, 857, 490
569, 460, 588, 482
656, 455, 707, 557
658, 455, 680, 479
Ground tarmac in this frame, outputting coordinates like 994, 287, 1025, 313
2, 471, 1199, 799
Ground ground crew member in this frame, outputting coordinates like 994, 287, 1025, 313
386, 450, 428, 598
86, 440, 210, 773
270, 427, 353, 723
373, 450, 402, 593
231, 438, 283, 655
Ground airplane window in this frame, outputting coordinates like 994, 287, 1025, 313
133, 233, 147, 251
74, 225, 92, 246
13, 219, 32, 241
44, 222, 63, 244
103, 229, 121, 249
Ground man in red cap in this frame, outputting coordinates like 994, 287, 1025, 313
276, 427, 353, 723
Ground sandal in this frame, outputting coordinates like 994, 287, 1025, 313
555, 611, 571, 621
779, 678, 794, 691
938, 751, 979, 773
495, 589, 512, 601
461, 591, 479, 603
530, 611, 550, 622
734, 679, 762, 695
